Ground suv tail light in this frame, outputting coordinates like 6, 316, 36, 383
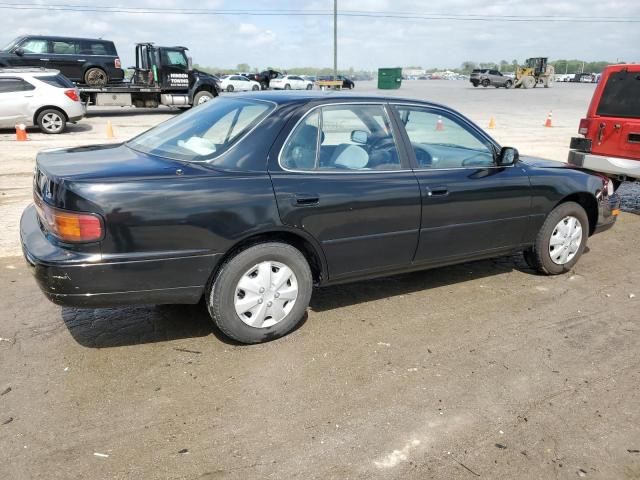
64, 89, 79, 102
34, 196, 103, 243
578, 118, 591, 136
115, 57, 121, 69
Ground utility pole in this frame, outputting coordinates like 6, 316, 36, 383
333, 0, 337, 81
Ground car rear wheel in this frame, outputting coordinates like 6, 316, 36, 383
36, 109, 66, 134
306, 83, 313, 90
524, 202, 588, 275
84, 67, 108, 87
481, 79, 490, 87
226, 85, 234, 92
284, 84, 291, 90
207, 242, 313, 344
252, 85, 260, 91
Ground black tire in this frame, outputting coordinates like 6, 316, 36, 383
472, 82, 479, 87
207, 243, 313, 344
252, 85, 260, 91
84, 67, 108, 87
306, 83, 313, 90
226, 85, 234, 92
481, 79, 490, 87
193, 90, 214, 106
524, 202, 589, 275
505, 80, 513, 89
284, 84, 291, 90
36, 108, 66, 134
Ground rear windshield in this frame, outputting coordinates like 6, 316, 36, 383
596, 70, 640, 118
127, 97, 274, 163
34, 74, 75, 88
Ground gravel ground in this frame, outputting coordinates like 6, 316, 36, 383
1, 81, 639, 479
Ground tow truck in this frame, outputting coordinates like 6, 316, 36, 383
79, 43, 220, 109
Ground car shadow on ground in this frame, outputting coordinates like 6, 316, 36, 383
59, 253, 534, 349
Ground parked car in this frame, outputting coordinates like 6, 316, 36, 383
568, 64, 640, 183
21, 93, 620, 343
219, 75, 261, 92
269, 75, 313, 90
0, 68, 85, 133
317, 75, 355, 89
470, 69, 513, 88
0, 35, 124, 87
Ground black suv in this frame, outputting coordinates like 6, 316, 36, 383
0, 35, 124, 87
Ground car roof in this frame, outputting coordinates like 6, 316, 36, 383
15, 35, 115, 43
228, 91, 449, 109
0, 67, 60, 77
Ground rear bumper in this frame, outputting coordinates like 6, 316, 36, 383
20, 204, 220, 307
568, 149, 640, 181
594, 192, 620, 234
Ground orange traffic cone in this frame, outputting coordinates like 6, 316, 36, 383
106, 120, 115, 139
488, 117, 496, 129
15, 123, 28, 141
435, 116, 444, 131
544, 111, 553, 128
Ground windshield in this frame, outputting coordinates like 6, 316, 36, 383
127, 97, 274, 163
1, 37, 21, 52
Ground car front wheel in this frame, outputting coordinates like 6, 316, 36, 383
207, 242, 313, 344
524, 201, 589, 275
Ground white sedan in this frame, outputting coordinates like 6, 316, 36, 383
219, 75, 261, 92
270, 75, 314, 90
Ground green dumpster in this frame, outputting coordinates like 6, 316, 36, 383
378, 67, 402, 89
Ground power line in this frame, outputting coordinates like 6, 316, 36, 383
1, 3, 639, 23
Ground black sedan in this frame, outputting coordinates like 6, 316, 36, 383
20, 92, 620, 343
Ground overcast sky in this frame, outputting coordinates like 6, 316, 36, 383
3, 0, 639, 70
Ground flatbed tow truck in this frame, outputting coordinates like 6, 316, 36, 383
79, 43, 220, 108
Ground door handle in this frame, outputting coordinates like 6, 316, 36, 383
77, 59, 86, 62
292, 194, 320, 206
597, 122, 606, 144
23, 95, 34, 98
426, 186, 448, 197
39, 58, 50, 61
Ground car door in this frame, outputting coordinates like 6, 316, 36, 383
49, 39, 83, 80
13, 38, 50, 69
269, 102, 422, 280
0, 77, 35, 127
390, 104, 532, 264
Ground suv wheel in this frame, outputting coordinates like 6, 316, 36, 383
36, 109, 66, 134
481, 79, 490, 87
207, 242, 313, 344
84, 67, 108, 87
524, 202, 589, 275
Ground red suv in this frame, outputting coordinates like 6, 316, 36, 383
568, 64, 640, 185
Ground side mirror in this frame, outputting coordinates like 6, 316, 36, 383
497, 146, 519, 166
351, 130, 369, 144
187, 56, 193, 71
14, 47, 24, 56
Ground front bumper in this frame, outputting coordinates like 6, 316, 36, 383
594, 192, 621, 234
20, 204, 220, 307
568, 149, 640, 181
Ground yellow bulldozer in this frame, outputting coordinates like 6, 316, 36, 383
515, 57, 555, 88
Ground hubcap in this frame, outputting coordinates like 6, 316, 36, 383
197, 95, 210, 105
234, 261, 298, 328
549, 215, 582, 265
42, 113, 62, 132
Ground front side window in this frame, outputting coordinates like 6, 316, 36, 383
127, 98, 273, 163
393, 106, 494, 169
161, 49, 187, 68
19, 39, 48, 54
280, 104, 401, 171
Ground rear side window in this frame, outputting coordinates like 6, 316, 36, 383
597, 70, 640, 118
0, 78, 35, 93
79, 41, 116, 55
34, 74, 75, 88
52, 40, 79, 54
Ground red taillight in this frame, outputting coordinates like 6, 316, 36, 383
64, 89, 79, 102
115, 57, 121, 69
34, 196, 103, 243
578, 118, 591, 136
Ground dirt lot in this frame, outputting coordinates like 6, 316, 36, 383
1, 81, 639, 479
